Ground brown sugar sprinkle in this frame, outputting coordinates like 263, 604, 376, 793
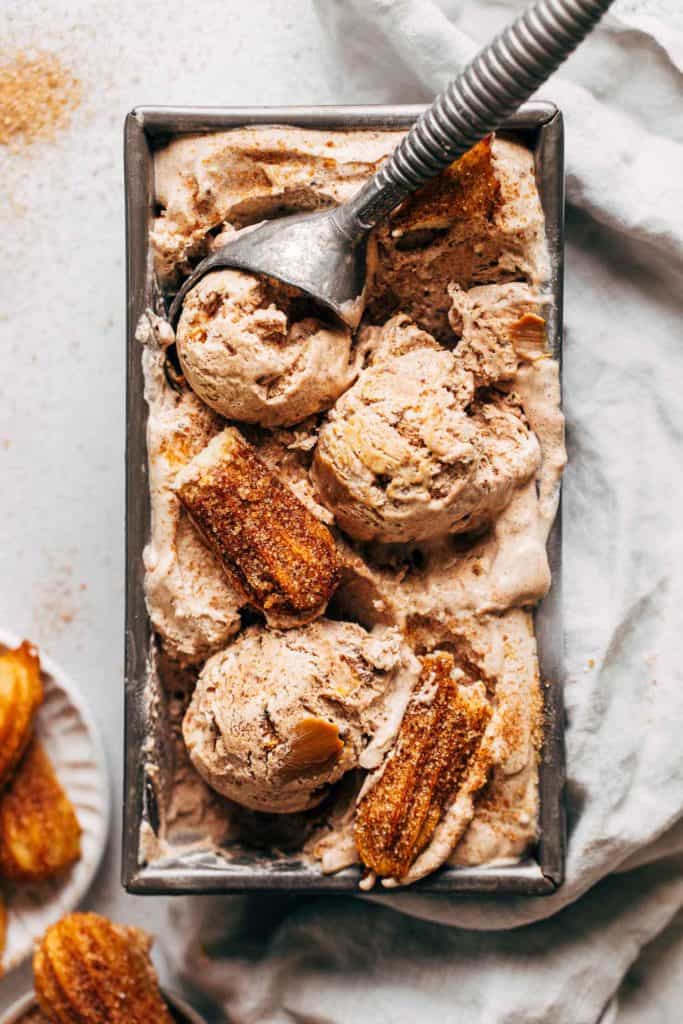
0, 50, 81, 149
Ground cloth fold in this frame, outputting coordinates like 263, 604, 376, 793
169, 857, 683, 1024
163, 2, 683, 1020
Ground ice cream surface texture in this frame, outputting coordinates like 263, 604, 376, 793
176, 269, 358, 427
139, 123, 566, 884
183, 621, 419, 814
312, 314, 541, 543
139, 313, 242, 666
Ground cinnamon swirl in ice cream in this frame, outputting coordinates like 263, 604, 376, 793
176, 269, 358, 427
312, 314, 541, 543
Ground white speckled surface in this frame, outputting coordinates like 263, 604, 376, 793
0, 0, 341, 1009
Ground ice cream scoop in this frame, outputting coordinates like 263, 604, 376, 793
182, 621, 419, 813
169, 0, 613, 328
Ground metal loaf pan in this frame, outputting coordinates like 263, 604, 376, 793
124, 103, 566, 895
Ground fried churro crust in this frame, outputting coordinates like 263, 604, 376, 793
355, 652, 492, 881
0, 642, 43, 789
0, 740, 81, 882
34, 913, 174, 1024
176, 426, 342, 627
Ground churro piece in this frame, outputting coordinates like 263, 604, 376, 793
176, 426, 342, 627
0, 641, 43, 789
0, 740, 81, 882
34, 913, 174, 1024
367, 136, 547, 342
355, 652, 492, 883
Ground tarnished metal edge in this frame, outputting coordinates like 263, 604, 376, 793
123, 103, 565, 896
123, 110, 155, 895
125, 859, 553, 896
130, 100, 560, 139
535, 110, 567, 890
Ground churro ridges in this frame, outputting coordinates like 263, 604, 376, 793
176, 426, 342, 627
355, 652, 492, 881
34, 913, 174, 1024
0, 641, 43, 789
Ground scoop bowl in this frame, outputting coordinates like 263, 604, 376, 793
168, 207, 368, 329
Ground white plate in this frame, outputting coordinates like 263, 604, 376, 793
0, 630, 110, 973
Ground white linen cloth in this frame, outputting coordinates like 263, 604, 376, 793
161, 2, 683, 1020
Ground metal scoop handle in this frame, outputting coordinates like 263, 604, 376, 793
334, 0, 613, 240
168, 0, 614, 329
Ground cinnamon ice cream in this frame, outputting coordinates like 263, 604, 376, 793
182, 621, 419, 813
312, 315, 541, 543
139, 313, 242, 666
138, 122, 565, 884
448, 280, 546, 385
151, 127, 406, 285
176, 269, 358, 427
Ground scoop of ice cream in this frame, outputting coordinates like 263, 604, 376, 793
448, 281, 545, 386
176, 269, 358, 427
312, 315, 541, 543
183, 620, 419, 813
